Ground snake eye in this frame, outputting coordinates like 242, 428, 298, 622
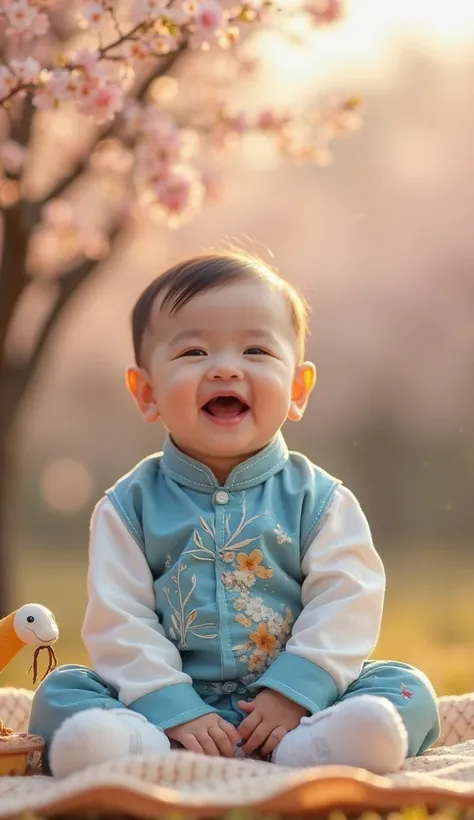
27, 616, 35, 623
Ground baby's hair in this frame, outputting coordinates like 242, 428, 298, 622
131, 251, 309, 365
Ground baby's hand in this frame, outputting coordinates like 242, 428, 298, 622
238, 690, 309, 757
165, 712, 240, 757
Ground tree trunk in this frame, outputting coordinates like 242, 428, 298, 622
0, 202, 30, 617
0, 364, 23, 617
0, 433, 10, 618
0, 225, 121, 616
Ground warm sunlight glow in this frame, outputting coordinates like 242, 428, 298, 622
255, 0, 474, 103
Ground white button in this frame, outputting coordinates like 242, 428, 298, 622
215, 490, 229, 505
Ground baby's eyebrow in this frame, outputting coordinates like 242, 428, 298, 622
244, 330, 280, 343
168, 329, 207, 345
166, 328, 283, 347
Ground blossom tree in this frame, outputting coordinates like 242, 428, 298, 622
0, 0, 358, 610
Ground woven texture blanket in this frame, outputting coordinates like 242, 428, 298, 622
1, 687, 474, 817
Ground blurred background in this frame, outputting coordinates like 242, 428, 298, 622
2, 0, 474, 695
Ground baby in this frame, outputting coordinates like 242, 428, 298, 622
29, 251, 440, 777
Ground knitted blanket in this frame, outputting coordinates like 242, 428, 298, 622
1, 688, 474, 817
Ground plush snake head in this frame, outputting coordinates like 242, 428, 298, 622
13, 604, 59, 647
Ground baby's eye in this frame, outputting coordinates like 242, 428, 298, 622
244, 347, 271, 356
178, 348, 207, 357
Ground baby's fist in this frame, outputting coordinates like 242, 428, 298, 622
165, 712, 240, 757
238, 690, 309, 757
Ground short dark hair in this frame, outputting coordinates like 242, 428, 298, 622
131, 251, 308, 364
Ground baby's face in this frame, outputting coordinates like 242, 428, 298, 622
129, 279, 315, 476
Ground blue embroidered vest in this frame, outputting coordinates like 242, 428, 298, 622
107, 434, 340, 687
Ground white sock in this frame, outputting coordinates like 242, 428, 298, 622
49, 707, 171, 778
272, 694, 408, 774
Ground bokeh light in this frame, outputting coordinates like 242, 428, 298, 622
40, 458, 94, 513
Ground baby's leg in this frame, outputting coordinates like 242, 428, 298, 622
29, 664, 170, 777
273, 661, 440, 773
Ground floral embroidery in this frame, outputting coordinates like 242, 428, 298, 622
224, 542, 293, 675
237, 550, 274, 578
235, 613, 252, 628
164, 563, 217, 648
274, 525, 292, 544
163, 492, 294, 670
183, 495, 274, 563
231, 595, 293, 677
250, 623, 278, 654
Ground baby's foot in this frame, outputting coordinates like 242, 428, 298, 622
272, 694, 408, 774
49, 707, 171, 777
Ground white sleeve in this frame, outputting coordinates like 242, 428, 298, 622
288, 484, 385, 692
82, 496, 190, 705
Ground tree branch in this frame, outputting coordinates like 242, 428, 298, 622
136, 46, 187, 101
34, 47, 186, 212
22, 225, 122, 402
0, 47, 185, 383
11, 96, 35, 148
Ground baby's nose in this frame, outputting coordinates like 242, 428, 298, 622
208, 359, 244, 380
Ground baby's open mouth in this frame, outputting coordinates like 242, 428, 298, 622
202, 396, 250, 420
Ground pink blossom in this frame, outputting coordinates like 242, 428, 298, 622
182, 0, 198, 15
0, 0, 356, 231
149, 33, 180, 55
0, 140, 27, 174
33, 69, 77, 110
153, 165, 204, 219
70, 49, 103, 75
5, 1, 37, 30
5, 1, 50, 39
85, 83, 124, 122
165, 5, 191, 25
136, 107, 198, 178
190, 0, 226, 48
256, 109, 290, 131
221, 107, 249, 133
32, 48, 124, 122
9, 57, 41, 84
124, 40, 152, 62
79, 2, 108, 26
130, 0, 168, 21
137, 129, 192, 176
304, 0, 344, 25
75, 75, 102, 104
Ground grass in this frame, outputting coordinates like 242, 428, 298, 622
3, 548, 474, 694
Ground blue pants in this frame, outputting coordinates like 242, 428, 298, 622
29, 659, 440, 768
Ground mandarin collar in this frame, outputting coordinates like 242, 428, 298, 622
160, 433, 289, 493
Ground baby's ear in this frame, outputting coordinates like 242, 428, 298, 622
126, 367, 160, 423
288, 362, 316, 422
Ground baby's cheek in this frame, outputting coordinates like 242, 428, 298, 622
256, 372, 292, 403
168, 372, 200, 402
